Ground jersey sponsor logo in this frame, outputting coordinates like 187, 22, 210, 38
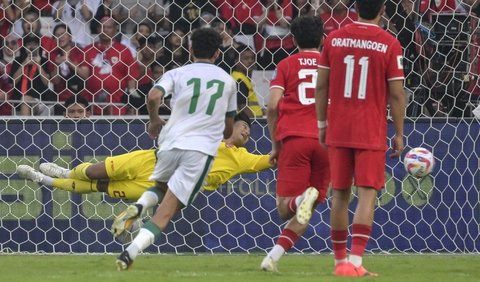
331, 38, 388, 53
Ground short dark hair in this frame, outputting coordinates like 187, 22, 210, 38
23, 34, 40, 46
356, 0, 385, 20
64, 95, 89, 109
234, 111, 251, 128
52, 24, 72, 37
290, 16, 323, 49
190, 28, 222, 59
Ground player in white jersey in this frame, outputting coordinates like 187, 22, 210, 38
114, 27, 237, 271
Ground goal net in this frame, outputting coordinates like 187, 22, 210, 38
0, 1, 479, 254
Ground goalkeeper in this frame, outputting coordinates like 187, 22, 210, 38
16, 112, 272, 201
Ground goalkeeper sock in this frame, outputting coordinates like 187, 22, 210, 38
52, 178, 98, 193
331, 229, 348, 265
68, 163, 92, 181
126, 221, 162, 260
136, 187, 164, 216
269, 228, 299, 261
350, 224, 372, 267
40, 175, 54, 186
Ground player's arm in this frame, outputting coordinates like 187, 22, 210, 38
147, 86, 166, 139
239, 150, 273, 173
315, 67, 330, 146
224, 112, 235, 139
266, 87, 283, 165
388, 79, 405, 158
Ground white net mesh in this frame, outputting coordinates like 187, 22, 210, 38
0, 1, 479, 254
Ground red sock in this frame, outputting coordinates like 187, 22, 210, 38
287, 197, 298, 213
331, 229, 348, 261
276, 228, 299, 252
351, 224, 372, 257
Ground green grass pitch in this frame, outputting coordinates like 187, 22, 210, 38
1, 254, 479, 282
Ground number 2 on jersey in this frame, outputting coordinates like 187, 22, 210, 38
187, 78, 225, 115
343, 55, 369, 99
298, 69, 317, 105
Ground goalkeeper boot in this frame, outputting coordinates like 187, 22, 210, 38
111, 204, 141, 237
39, 162, 70, 178
260, 255, 278, 272
116, 250, 133, 271
16, 165, 45, 183
296, 187, 319, 224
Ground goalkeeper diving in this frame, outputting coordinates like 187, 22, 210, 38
16, 111, 272, 213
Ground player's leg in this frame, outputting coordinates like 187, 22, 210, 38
328, 147, 356, 275
18, 164, 103, 193
261, 137, 319, 272
116, 149, 213, 270
346, 149, 385, 277
116, 186, 182, 271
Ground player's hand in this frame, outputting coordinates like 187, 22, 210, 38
147, 117, 166, 139
389, 134, 404, 158
318, 127, 327, 148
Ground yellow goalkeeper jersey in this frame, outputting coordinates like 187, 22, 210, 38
203, 142, 272, 191
105, 142, 271, 192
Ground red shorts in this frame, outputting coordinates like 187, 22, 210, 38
277, 137, 329, 202
328, 146, 386, 190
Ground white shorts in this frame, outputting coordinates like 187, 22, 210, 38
149, 149, 214, 206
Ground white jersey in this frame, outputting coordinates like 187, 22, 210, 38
154, 63, 237, 156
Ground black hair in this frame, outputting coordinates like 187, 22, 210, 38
234, 111, 251, 128
52, 24, 72, 37
190, 27, 222, 59
23, 34, 40, 46
290, 16, 323, 49
356, 0, 385, 20
64, 95, 90, 109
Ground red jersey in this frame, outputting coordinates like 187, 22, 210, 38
83, 41, 139, 103
320, 10, 358, 35
318, 22, 404, 150
271, 51, 321, 141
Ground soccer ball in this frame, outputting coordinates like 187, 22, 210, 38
115, 218, 143, 244
403, 147, 435, 178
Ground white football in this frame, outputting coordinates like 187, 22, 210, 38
115, 218, 143, 244
404, 147, 435, 178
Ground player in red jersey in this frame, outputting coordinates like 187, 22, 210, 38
315, 0, 405, 277
262, 16, 329, 272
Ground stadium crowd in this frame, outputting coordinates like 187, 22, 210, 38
0, 0, 479, 117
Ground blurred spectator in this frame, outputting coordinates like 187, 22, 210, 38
50, 23, 89, 113
129, 35, 166, 115
293, 0, 316, 18
82, 16, 139, 115
122, 0, 169, 34
255, 0, 296, 70
167, 0, 216, 32
0, 34, 18, 115
217, 0, 262, 35
11, 0, 32, 36
0, 0, 16, 38
63, 94, 91, 118
212, 19, 246, 73
319, 0, 357, 36
9, 34, 56, 115
122, 21, 153, 57
52, 0, 100, 48
163, 28, 189, 69
17, 7, 56, 55
90, 0, 127, 35
231, 46, 264, 117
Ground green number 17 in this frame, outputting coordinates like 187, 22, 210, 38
187, 78, 225, 115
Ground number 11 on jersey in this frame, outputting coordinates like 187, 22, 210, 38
343, 55, 369, 100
